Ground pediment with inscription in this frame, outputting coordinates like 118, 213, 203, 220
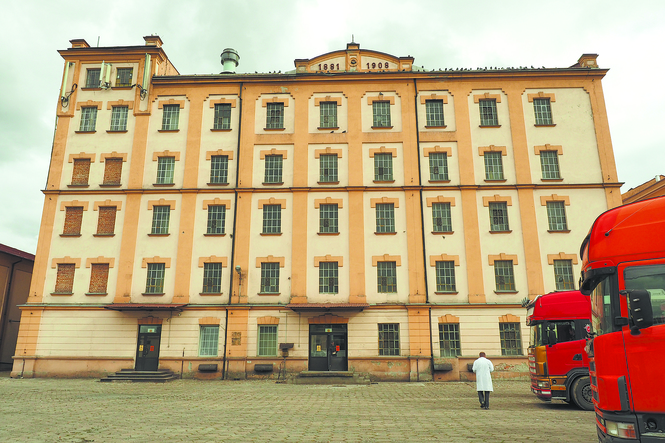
294, 42, 415, 74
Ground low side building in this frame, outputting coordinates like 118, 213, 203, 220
622, 175, 665, 204
12, 37, 620, 381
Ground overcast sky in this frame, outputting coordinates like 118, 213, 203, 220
1, 0, 663, 254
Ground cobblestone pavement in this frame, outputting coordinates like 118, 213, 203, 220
0, 376, 597, 443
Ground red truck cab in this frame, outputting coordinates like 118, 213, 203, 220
526, 291, 593, 410
580, 196, 665, 442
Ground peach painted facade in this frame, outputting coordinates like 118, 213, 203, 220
12, 38, 620, 381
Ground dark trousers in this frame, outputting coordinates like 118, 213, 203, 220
478, 391, 490, 408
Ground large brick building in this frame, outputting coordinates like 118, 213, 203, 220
12, 36, 620, 381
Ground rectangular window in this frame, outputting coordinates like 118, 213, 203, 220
54, 263, 75, 294
479, 99, 498, 126
377, 261, 397, 293
494, 260, 516, 292
435, 261, 456, 292
156, 156, 175, 184
262, 205, 281, 234
63, 206, 83, 236
540, 151, 561, 179
161, 104, 180, 130
151, 206, 170, 234
319, 204, 338, 234
71, 158, 90, 185
110, 106, 128, 131
96, 206, 117, 235
319, 261, 339, 294
554, 259, 575, 291
213, 103, 232, 130
145, 263, 165, 294
264, 155, 283, 184
431, 203, 452, 233
375, 203, 395, 233
206, 205, 226, 234
319, 101, 338, 128
258, 325, 278, 356
428, 153, 449, 181
115, 68, 133, 87
439, 323, 461, 357
199, 325, 219, 356
533, 98, 552, 125
85, 68, 100, 88
88, 263, 109, 294
484, 152, 504, 180
79, 107, 97, 132
499, 322, 523, 355
489, 202, 509, 232
209, 155, 229, 184
425, 100, 445, 126
260, 262, 280, 293
378, 323, 400, 356
266, 102, 284, 129
103, 158, 123, 185
319, 154, 338, 183
373, 101, 392, 127
202, 263, 222, 294
374, 153, 393, 181
546, 201, 568, 231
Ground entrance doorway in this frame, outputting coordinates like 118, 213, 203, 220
135, 325, 161, 371
309, 324, 347, 371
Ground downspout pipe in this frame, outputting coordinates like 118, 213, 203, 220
223, 82, 243, 380
413, 79, 436, 380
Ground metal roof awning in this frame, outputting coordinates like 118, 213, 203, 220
286, 303, 370, 312
103, 303, 188, 312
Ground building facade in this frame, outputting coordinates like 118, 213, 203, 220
12, 37, 620, 381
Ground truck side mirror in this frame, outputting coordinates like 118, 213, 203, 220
625, 289, 654, 334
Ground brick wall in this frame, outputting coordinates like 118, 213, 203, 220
88, 263, 109, 294
54, 264, 75, 293
71, 159, 90, 185
103, 158, 123, 185
63, 207, 83, 235
96, 206, 117, 235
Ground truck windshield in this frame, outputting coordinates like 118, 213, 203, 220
624, 264, 665, 326
530, 321, 576, 346
591, 276, 612, 336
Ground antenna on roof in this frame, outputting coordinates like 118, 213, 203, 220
97, 36, 100, 47
352, 34, 354, 43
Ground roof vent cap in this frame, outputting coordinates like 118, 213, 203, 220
221, 48, 240, 73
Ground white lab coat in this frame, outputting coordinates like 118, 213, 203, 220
472, 356, 494, 392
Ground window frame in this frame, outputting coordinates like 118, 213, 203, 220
435, 261, 457, 293
319, 154, 339, 183
206, 205, 226, 235
54, 263, 75, 294
378, 323, 400, 356
372, 101, 391, 128
554, 259, 575, 291
63, 206, 83, 236
483, 151, 504, 180
319, 261, 339, 294
319, 204, 339, 234
145, 263, 165, 294
489, 202, 510, 232
499, 322, 523, 356
533, 98, 553, 125
262, 205, 282, 234
115, 68, 133, 87
213, 103, 232, 130
494, 260, 516, 292
431, 202, 452, 233
209, 155, 229, 184
71, 158, 91, 186
425, 99, 445, 127
428, 152, 449, 181
151, 206, 170, 235
377, 261, 397, 293
264, 155, 283, 184
110, 106, 128, 132
79, 107, 98, 132
202, 262, 222, 294
260, 262, 280, 294
546, 201, 568, 231
161, 104, 180, 130
319, 101, 338, 129
540, 150, 561, 179
479, 99, 498, 126
85, 68, 101, 88
258, 325, 278, 356
266, 102, 284, 129
88, 263, 109, 295
375, 203, 396, 234
199, 325, 220, 357
156, 156, 176, 185
439, 323, 461, 357
102, 158, 123, 185
373, 153, 393, 181
95, 206, 117, 236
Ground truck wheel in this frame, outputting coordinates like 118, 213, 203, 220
571, 376, 594, 411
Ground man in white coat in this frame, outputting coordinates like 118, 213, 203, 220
472, 352, 494, 409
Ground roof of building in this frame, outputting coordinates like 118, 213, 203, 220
0, 243, 35, 261
622, 175, 665, 204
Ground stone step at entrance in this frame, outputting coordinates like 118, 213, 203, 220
292, 371, 370, 385
100, 369, 179, 383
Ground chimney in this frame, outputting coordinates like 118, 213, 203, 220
221, 48, 240, 74
577, 54, 599, 68
144, 35, 163, 48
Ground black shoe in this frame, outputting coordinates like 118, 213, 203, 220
480, 404, 485, 409
484, 406, 489, 409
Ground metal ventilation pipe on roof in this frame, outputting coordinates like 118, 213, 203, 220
220, 48, 240, 73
